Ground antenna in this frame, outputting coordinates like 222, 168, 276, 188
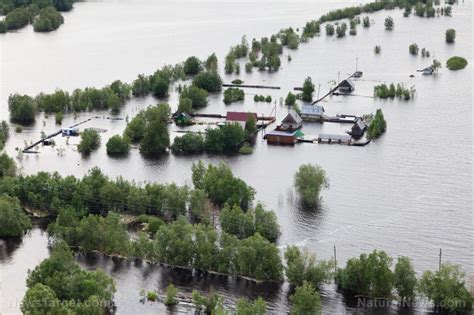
356, 57, 358, 72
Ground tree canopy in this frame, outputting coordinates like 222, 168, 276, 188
0, 194, 31, 237
294, 164, 329, 207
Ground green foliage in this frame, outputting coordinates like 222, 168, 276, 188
164, 283, 179, 305
0, 194, 31, 237
54, 111, 63, 124
367, 109, 387, 140
336, 250, 394, 298
285, 92, 297, 106
236, 297, 266, 315
192, 71, 223, 93
180, 85, 208, 108
77, 129, 100, 155
415, 3, 425, 16
204, 123, 246, 153
177, 97, 193, 114
106, 135, 131, 156
147, 291, 158, 301
124, 115, 146, 142
279, 27, 300, 49
294, 164, 329, 207
0, 153, 16, 176
285, 246, 334, 289
189, 189, 209, 223
418, 263, 472, 311
302, 20, 320, 38
431, 59, 442, 72
374, 45, 381, 54
325, 23, 335, 36
35, 89, 70, 112
171, 133, 205, 155
302, 76, 315, 102
192, 161, 255, 209
245, 114, 256, 138
183, 56, 202, 76
8, 93, 36, 123
290, 281, 321, 315
223, 88, 245, 105
33, 6, 63, 32
0, 121, 9, 150
362, 16, 370, 27
23, 241, 115, 313
4, 7, 32, 30
192, 291, 224, 313
205, 53, 218, 72
446, 56, 467, 70
409, 43, 419, 55
152, 76, 170, 98
374, 83, 412, 100
336, 22, 347, 37
132, 74, 151, 96
394, 256, 417, 301
220, 204, 255, 239
239, 143, 253, 155
384, 16, 394, 30
139, 119, 170, 155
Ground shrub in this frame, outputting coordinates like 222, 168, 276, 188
106, 135, 131, 155
374, 45, 381, 54
164, 283, 178, 306
171, 133, 205, 155
362, 16, 370, 27
285, 246, 334, 288
54, 112, 63, 125
325, 23, 335, 36
294, 164, 329, 207
0, 195, 32, 237
446, 56, 467, 70
285, 92, 296, 106
78, 129, 101, 155
0, 122, 9, 150
409, 43, 419, 55
223, 88, 245, 105
290, 281, 321, 315
367, 109, 386, 140
5, 8, 32, 31
152, 77, 169, 98
384, 16, 394, 30
445, 28, 456, 43
33, 6, 64, 32
180, 85, 208, 108
302, 76, 315, 102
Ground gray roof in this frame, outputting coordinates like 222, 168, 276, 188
355, 118, 366, 130
339, 79, 355, 88
318, 133, 351, 141
301, 105, 325, 116
266, 130, 298, 136
282, 109, 302, 125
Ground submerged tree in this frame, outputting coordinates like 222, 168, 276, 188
294, 164, 329, 207
384, 16, 394, 30
301, 76, 315, 102
290, 281, 321, 315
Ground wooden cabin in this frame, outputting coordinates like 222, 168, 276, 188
265, 129, 303, 145
300, 105, 325, 122
338, 79, 355, 93
175, 112, 193, 126
350, 118, 367, 139
278, 109, 302, 131
317, 133, 351, 144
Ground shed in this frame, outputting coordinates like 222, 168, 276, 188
350, 118, 367, 139
338, 79, 355, 93
279, 109, 302, 131
61, 128, 79, 137
226, 111, 258, 128
421, 67, 434, 75
175, 112, 193, 126
300, 105, 325, 122
317, 133, 351, 144
264, 129, 302, 145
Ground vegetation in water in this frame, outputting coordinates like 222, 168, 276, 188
294, 164, 329, 207
394, 256, 417, 302
409, 43, 419, 55
0, 194, 32, 237
446, 56, 467, 70
21, 241, 115, 314
384, 16, 394, 30
180, 85, 209, 109
77, 129, 100, 155
366, 109, 387, 140
301, 76, 315, 102
374, 45, 381, 54
374, 83, 413, 100
106, 135, 131, 156
285, 92, 297, 106
253, 94, 272, 102
445, 28, 456, 43
171, 133, 205, 155
164, 283, 179, 305
33, 6, 63, 32
290, 281, 321, 315
8, 94, 36, 124
325, 23, 335, 36
183, 56, 202, 76
0, 121, 9, 150
192, 71, 223, 93
223, 87, 245, 105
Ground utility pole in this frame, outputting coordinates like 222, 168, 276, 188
334, 245, 337, 276
317, 84, 321, 100
439, 248, 442, 271
337, 71, 340, 84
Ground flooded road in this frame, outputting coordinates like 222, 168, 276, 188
0, 0, 472, 314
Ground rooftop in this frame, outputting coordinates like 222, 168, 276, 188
226, 111, 257, 122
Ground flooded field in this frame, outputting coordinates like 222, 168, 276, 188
0, 0, 472, 314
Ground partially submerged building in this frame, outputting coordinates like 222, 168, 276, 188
61, 128, 79, 136
300, 105, 325, 122
278, 109, 302, 131
350, 118, 367, 139
226, 111, 258, 128
264, 129, 304, 145
338, 79, 355, 93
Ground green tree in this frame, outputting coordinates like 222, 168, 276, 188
446, 56, 468, 71
285, 92, 297, 106
192, 71, 223, 93
152, 76, 170, 98
445, 28, 455, 43
78, 129, 101, 155
21, 283, 61, 314
384, 16, 394, 30
0, 153, 16, 177
431, 59, 442, 73
184, 56, 202, 75
0, 195, 32, 237
409, 43, 419, 55
180, 85, 208, 108
294, 164, 329, 207
220, 204, 255, 239
254, 203, 280, 242
139, 119, 170, 156
285, 246, 333, 288
302, 76, 315, 102
236, 297, 266, 315
106, 135, 131, 155
205, 53, 218, 72
124, 114, 146, 142
290, 281, 321, 315
0, 122, 9, 150
367, 109, 387, 139
171, 133, 205, 155
8, 93, 37, 123
394, 256, 417, 301
418, 263, 472, 311
33, 6, 64, 32
223, 88, 245, 105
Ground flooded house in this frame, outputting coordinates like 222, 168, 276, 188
338, 79, 355, 93
226, 111, 258, 128
300, 105, 325, 122
350, 118, 367, 139
264, 129, 304, 145
278, 109, 302, 131
61, 128, 79, 136
175, 112, 193, 126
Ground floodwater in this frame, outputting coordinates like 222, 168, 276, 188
0, 0, 472, 314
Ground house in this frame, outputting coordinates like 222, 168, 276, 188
278, 109, 302, 131
264, 129, 304, 145
61, 128, 79, 136
350, 118, 367, 139
338, 79, 355, 93
226, 111, 258, 128
300, 105, 325, 122
175, 112, 193, 126
421, 67, 434, 75
353, 71, 363, 78
317, 133, 351, 144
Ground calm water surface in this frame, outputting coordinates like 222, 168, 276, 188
0, 0, 472, 314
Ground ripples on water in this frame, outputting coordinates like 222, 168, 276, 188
0, 0, 472, 314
